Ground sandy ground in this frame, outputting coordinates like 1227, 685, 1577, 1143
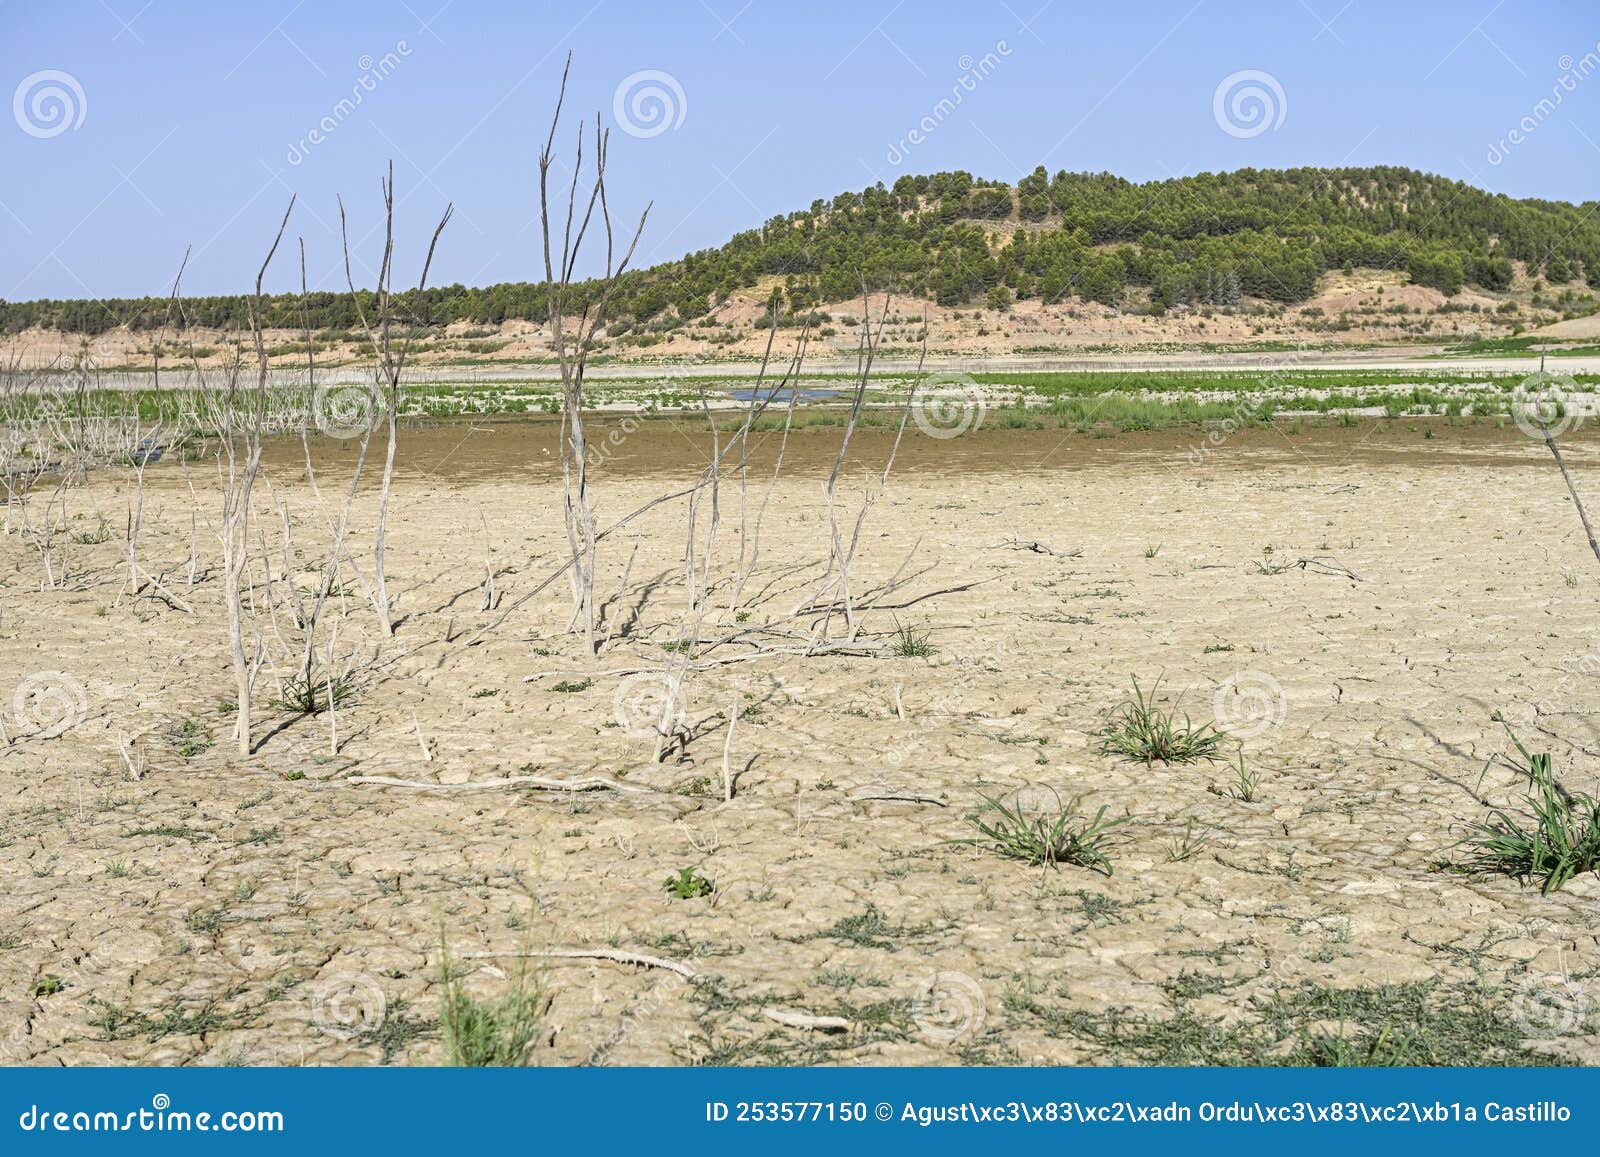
2, 418, 1600, 1066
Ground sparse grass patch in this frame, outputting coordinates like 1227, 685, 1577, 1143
165, 718, 213, 759
1458, 731, 1600, 894
271, 671, 355, 715
1164, 818, 1210, 862
1209, 751, 1262, 802
959, 793, 1124, 874
1036, 978, 1568, 1066
86, 995, 258, 1043
1095, 677, 1224, 766
888, 619, 936, 658
437, 940, 544, 1066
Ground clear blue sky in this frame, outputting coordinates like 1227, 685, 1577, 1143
2, 0, 1596, 300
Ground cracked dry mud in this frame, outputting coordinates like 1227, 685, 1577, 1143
2, 419, 1598, 1066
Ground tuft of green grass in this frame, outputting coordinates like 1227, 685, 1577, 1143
1095, 677, 1225, 766
1214, 751, 1262, 802
959, 792, 1125, 874
1459, 730, 1600, 894
888, 619, 936, 658
1163, 817, 1210, 863
70, 520, 113, 545
1251, 545, 1295, 574
550, 678, 592, 694
664, 866, 714, 899
437, 932, 544, 1067
271, 671, 354, 715
1304, 1023, 1417, 1066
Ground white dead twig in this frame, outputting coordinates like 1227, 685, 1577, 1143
460, 946, 698, 980
346, 773, 667, 796
721, 693, 739, 803
763, 1009, 851, 1033
411, 710, 432, 762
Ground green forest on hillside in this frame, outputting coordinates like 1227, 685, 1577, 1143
6, 165, 1597, 337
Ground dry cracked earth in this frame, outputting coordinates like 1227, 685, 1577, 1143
2, 417, 1599, 1067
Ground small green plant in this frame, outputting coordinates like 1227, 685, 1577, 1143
1163, 818, 1210, 863
1305, 1023, 1417, 1066
166, 718, 213, 759
1214, 751, 1262, 802
70, 520, 112, 545
437, 935, 545, 1066
29, 974, 63, 998
1251, 545, 1295, 575
1459, 730, 1600, 894
550, 679, 592, 694
888, 619, 936, 658
1142, 543, 1162, 558
959, 792, 1125, 874
1095, 677, 1224, 766
437, 919, 542, 1066
271, 671, 354, 715
663, 866, 714, 899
